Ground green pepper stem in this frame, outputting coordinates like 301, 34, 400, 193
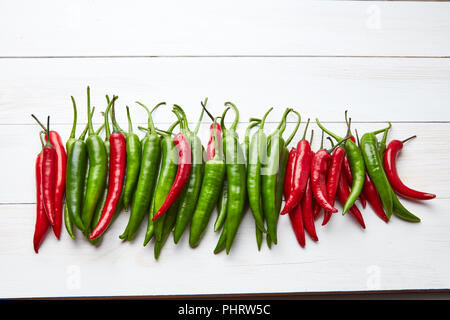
173, 104, 190, 132
110, 97, 125, 134
220, 107, 230, 130
135, 101, 164, 133
31, 114, 47, 132
224, 102, 240, 131
327, 136, 352, 154
285, 109, 301, 146
39, 131, 45, 148
327, 137, 335, 148
309, 129, 314, 145
201, 98, 215, 122
372, 122, 392, 136
172, 107, 187, 133
320, 130, 324, 149
87, 86, 94, 136
95, 118, 105, 136
260, 107, 273, 131
315, 118, 343, 142
301, 118, 310, 141
167, 120, 180, 134
380, 122, 392, 145
194, 102, 205, 135
126, 106, 133, 134
70, 96, 78, 139
401, 135, 417, 144
103, 99, 114, 139
355, 129, 361, 147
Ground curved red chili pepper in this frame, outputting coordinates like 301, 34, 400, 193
45, 131, 66, 239
90, 132, 127, 239
302, 151, 318, 241
42, 142, 57, 226
283, 147, 296, 201
34, 152, 50, 253
313, 201, 322, 220
289, 205, 305, 247
343, 155, 367, 208
206, 123, 222, 161
362, 172, 388, 222
281, 140, 311, 215
310, 150, 338, 213
322, 147, 345, 226
153, 134, 192, 221
337, 173, 365, 229
384, 139, 436, 200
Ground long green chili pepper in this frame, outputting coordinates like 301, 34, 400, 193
122, 106, 142, 212
247, 108, 273, 233
214, 179, 228, 232
120, 101, 165, 241
154, 198, 180, 259
189, 116, 226, 248
378, 122, 392, 156
261, 108, 292, 244
315, 114, 365, 215
64, 96, 78, 239
173, 101, 206, 244
221, 103, 247, 254
81, 87, 109, 232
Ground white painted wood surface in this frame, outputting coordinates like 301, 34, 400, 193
0, 0, 449, 298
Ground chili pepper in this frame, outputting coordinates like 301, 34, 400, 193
172, 102, 206, 244
391, 189, 421, 222
247, 108, 273, 233
32, 116, 67, 238
80, 87, 108, 232
301, 157, 318, 242
150, 119, 180, 242
363, 172, 388, 222
154, 199, 180, 259
341, 156, 366, 208
213, 224, 227, 254
120, 101, 165, 242
310, 132, 338, 214
122, 106, 142, 212
322, 138, 345, 226
189, 116, 226, 248
384, 136, 436, 200
280, 117, 311, 216
221, 103, 247, 254
337, 173, 365, 229
316, 114, 365, 215
360, 130, 394, 218
378, 122, 392, 157
31, 115, 57, 226
214, 180, 228, 232
152, 105, 193, 221
201, 99, 223, 162
34, 134, 50, 253
289, 205, 305, 247
284, 148, 297, 202
263, 108, 297, 244
89, 104, 127, 239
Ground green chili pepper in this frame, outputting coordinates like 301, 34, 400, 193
247, 108, 273, 233
189, 116, 226, 248
120, 101, 165, 242
173, 101, 206, 244
315, 114, 365, 215
214, 179, 228, 232
360, 131, 394, 218
261, 108, 292, 244
154, 199, 180, 259
122, 106, 142, 212
64, 96, 78, 239
221, 103, 247, 254
80, 87, 109, 232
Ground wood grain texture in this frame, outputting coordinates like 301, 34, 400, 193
0, 0, 449, 57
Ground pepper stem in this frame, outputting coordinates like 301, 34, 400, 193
355, 129, 361, 147
173, 104, 190, 133
401, 135, 417, 144
135, 101, 165, 133
167, 120, 180, 134
201, 98, 215, 122
285, 109, 301, 146
327, 136, 352, 154
31, 114, 47, 131
260, 107, 273, 131
315, 118, 343, 142
87, 86, 94, 136
380, 122, 392, 146
70, 96, 78, 139
320, 130, 324, 149
301, 118, 310, 141
126, 106, 133, 134
212, 116, 222, 160
39, 131, 45, 148
224, 102, 240, 131
104, 99, 114, 139
327, 136, 335, 148
194, 100, 206, 135
110, 97, 125, 134
309, 129, 314, 145
220, 107, 230, 131
372, 122, 392, 136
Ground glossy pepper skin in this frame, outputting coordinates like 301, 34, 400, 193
121, 101, 165, 242
247, 108, 273, 233
384, 138, 436, 200
310, 149, 338, 213
90, 119, 126, 239
322, 147, 345, 226
315, 117, 365, 215
81, 87, 108, 232
221, 103, 247, 254
173, 103, 206, 244
122, 106, 142, 212
302, 151, 318, 241
360, 132, 393, 218
342, 155, 366, 209
34, 149, 49, 253
337, 173, 365, 229
362, 172, 388, 222
152, 108, 192, 221
189, 115, 225, 248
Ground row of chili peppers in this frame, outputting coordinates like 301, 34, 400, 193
31, 88, 436, 255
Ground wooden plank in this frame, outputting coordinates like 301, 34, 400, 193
0, 1, 449, 57
0, 197, 448, 298
1, 57, 450, 125
1, 122, 445, 203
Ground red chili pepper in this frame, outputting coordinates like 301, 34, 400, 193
289, 204, 305, 247
337, 173, 365, 229
343, 155, 367, 208
281, 119, 311, 215
44, 131, 66, 239
283, 147, 297, 201
90, 132, 127, 239
206, 123, 222, 161
384, 136, 436, 200
302, 151, 318, 241
322, 147, 345, 226
310, 150, 338, 213
153, 134, 192, 221
313, 201, 322, 220
34, 150, 50, 253
362, 172, 388, 222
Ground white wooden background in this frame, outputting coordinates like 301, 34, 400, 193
1, 0, 449, 298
